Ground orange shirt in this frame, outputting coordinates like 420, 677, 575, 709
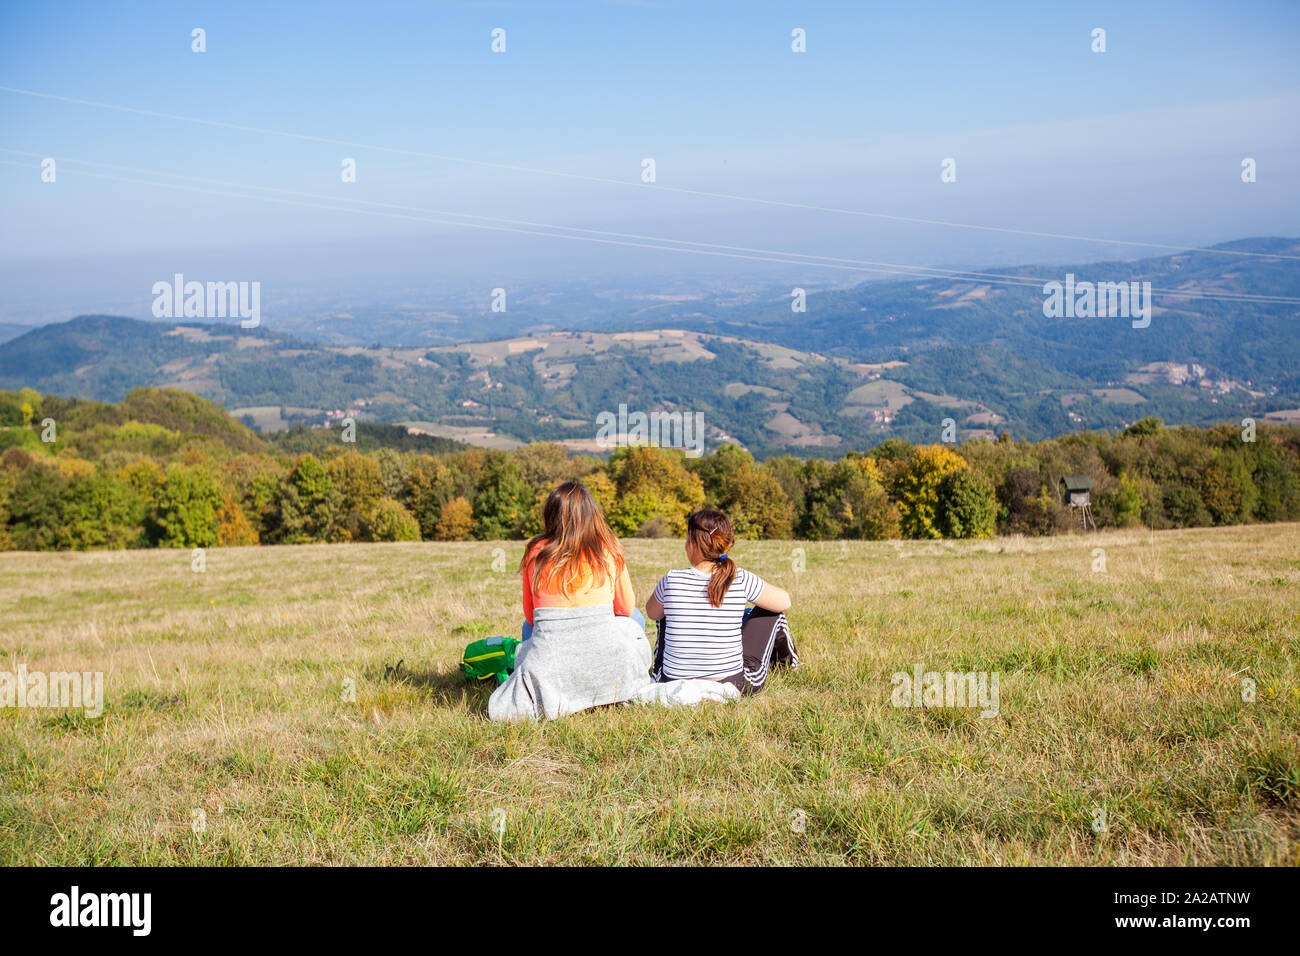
522, 542, 635, 624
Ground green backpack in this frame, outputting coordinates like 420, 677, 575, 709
460, 636, 522, 686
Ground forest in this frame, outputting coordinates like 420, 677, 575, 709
2, 386, 1298, 550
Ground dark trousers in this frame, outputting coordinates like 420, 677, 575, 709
653, 606, 799, 695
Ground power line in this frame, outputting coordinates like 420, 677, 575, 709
3, 84, 1297, 263
0, 148, 1049, 290
5, 156, 1299, 305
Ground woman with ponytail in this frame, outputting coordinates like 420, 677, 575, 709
645, 509, 798, 695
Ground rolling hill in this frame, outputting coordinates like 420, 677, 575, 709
2, 239, 1297, 457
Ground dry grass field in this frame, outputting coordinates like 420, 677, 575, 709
1, 524, 1297, 865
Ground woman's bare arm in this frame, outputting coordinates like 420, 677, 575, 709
754, 582, 791, 614
645, 593, 664, 621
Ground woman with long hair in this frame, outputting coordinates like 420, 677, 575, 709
518, 480, 641, 638
645, 508, 798, 695
488, 480, 652, 721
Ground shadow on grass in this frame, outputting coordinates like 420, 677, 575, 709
364, 660, 495, 713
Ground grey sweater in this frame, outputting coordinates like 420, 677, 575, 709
488, 605, 653, 722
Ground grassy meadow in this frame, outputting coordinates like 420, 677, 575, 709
1, 523, 1298, 865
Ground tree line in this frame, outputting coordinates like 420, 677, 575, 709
2, 387, 1298, 550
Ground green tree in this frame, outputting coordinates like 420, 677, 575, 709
149, 464, 224, 547
65, 471, 144, 548
6, 465, 70, 550
690, 444, 754, 504
935, 468, 997, 539
1162, 485, 1211, 528
1200, 452, 1256, 525
221, 455, 284, 542
327, 451, 385, 541
871, 438, 916, 498
365, 497, 421, 542
838, 459, 901, 540
762, 455, 807, 517
1097, 472, 1144, 528
1250, 434, 1300, 521
513, 442, 585, 491
1125, 416, 1164, 437
472, 456, 534, 539
793, 459, 842, 540
18, 387, 41, 428
406, 456, 456, 539
605, 491, 664, 537
608, 446, 705, 536
275, 455, 341, 543
998, 467, 1071, 535
718, 465, 793, 539
372, 448, 411, 501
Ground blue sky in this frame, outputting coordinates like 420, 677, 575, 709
1, 0, 1297, 318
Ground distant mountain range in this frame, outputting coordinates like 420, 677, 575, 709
0, 323, 31, 345
2, 238, 1297, 457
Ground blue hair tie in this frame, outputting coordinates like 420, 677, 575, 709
715, 554, 729, 562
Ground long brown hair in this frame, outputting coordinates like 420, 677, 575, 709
687, 509, 736, 607
521, 480, 623, 595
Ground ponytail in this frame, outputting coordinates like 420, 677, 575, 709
687, 509, 737, 607
708, 554, 737, 608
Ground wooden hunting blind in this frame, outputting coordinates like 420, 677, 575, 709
1060, 475, 1096, 530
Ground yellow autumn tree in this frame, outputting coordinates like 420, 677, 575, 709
216, 491, 259, 546
607, 446, 705, 536
435, 496, 474, 541
896, 444, 967, 538
583, 470, 618, 516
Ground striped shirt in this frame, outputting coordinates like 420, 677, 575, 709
652, 566, 766, 679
